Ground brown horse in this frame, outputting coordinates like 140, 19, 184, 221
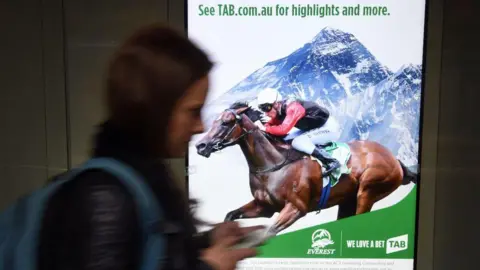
195, 102, 417, 236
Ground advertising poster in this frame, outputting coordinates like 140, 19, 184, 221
188, 0, 426, 269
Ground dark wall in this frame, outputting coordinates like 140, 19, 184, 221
0, 0, 479, 269
0, 0, 174, 207
433, 0, 480, 269
0, 0, 68, 206
63, 0, 169, 166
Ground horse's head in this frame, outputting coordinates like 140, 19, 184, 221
195, 102, 262, 157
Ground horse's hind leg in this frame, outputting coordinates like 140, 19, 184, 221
356, 168, 388, 215
355, 168, 394, 215
356, 191, 376, 214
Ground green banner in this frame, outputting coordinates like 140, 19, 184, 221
259, 187, 417, 259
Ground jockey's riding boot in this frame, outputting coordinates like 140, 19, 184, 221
312, 147, 341, 176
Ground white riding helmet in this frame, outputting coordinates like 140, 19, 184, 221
257, 88, 282, 105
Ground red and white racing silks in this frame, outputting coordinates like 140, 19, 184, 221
265, 101, 306, 136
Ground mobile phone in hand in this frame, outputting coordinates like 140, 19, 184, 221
230, 227, 274, 249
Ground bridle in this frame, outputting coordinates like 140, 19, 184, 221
212, 108, 294, 174
212, 109, 255, 151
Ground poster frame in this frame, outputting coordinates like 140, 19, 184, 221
178, 1, 443, 269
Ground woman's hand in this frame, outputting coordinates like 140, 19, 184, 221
201, 222, 265, 270
200, 234, 257, 270
210, 222, 265, 246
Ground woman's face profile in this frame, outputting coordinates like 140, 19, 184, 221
166, 76, 209, 158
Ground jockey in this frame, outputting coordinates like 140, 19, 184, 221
255, 88, 341, 176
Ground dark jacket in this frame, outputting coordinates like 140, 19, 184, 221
38, 121, 214, 270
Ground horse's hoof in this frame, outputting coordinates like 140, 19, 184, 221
224, 211, 239, 221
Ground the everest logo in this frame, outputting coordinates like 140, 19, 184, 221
307, 229, 336, 255
386, 234, 408, 254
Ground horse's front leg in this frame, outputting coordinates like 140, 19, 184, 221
224, 200, 275, 221
268, 202, 303, 235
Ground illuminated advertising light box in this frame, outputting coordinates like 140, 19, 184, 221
187, 0, 426, 269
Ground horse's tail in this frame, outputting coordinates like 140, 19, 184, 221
398, 160, 418, 185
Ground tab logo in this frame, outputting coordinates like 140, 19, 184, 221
386, 234, 408, 254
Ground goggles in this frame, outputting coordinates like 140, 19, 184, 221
258, 103, 273, 112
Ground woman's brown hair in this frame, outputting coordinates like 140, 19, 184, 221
105, 23, 213, 156
103, 23, 213, 225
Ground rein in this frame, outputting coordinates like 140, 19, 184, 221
215, 109, 298, 174
251, 147, 293, 174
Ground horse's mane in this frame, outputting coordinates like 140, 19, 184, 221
228, 101, 263, 123
228, 101, 250, 109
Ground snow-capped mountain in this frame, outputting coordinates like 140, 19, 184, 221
214, 27, 391, 104
344, 64, 423, 165
201, 27, 423, 166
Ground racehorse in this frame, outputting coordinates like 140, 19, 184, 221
195, 102, 418, 236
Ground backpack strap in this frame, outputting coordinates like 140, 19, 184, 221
16, 158, 166, 270
80, 158, 166, 270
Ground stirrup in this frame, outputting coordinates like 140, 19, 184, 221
323, 162, 340, 176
